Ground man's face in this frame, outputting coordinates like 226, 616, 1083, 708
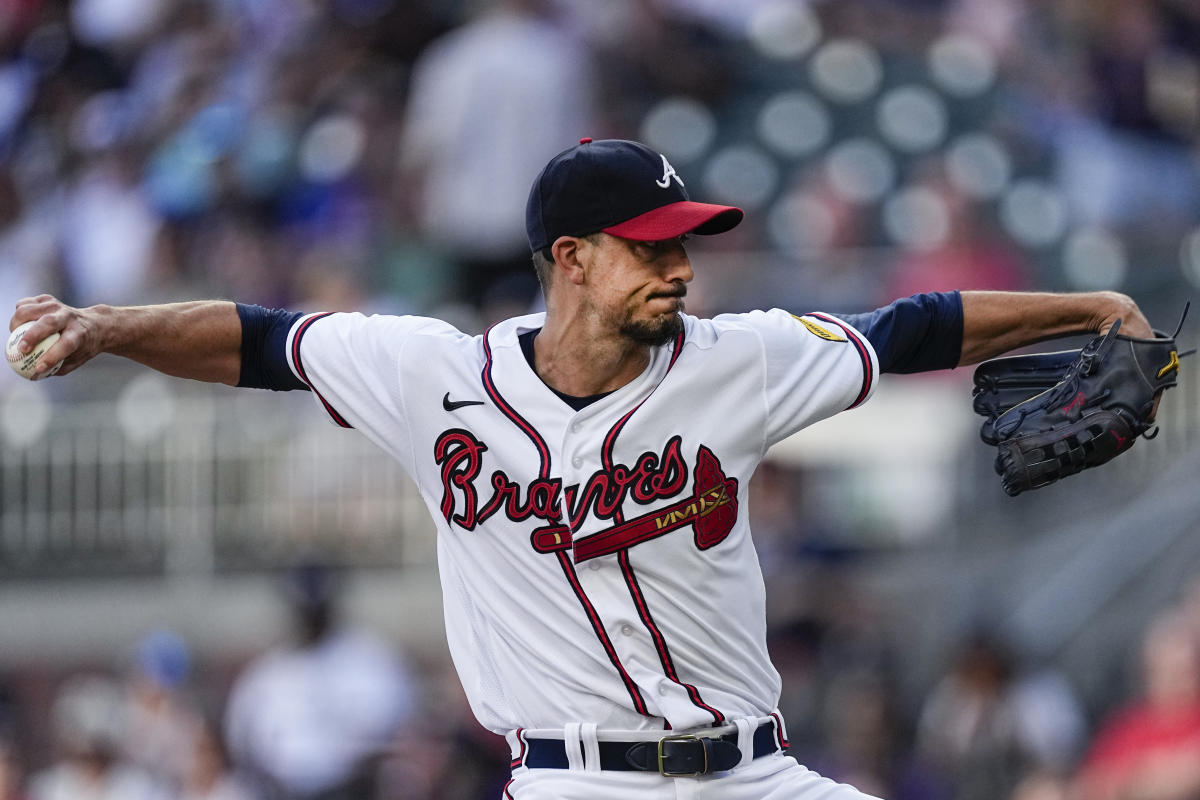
580, 233, 694, 346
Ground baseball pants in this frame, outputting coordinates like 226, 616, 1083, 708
503, 752, 883, 799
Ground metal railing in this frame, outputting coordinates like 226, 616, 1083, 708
0, 376, 435, 578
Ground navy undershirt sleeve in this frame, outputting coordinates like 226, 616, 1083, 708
236, 304, 308, 391
839, 291, 963, 374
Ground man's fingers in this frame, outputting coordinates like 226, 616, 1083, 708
34, 325, 83, 375
11, 295, 59, 324
14, 313, 68, 355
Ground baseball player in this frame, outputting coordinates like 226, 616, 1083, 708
10, 139, 1153, 799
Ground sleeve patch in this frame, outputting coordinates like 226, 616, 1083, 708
792, 315, 848, 343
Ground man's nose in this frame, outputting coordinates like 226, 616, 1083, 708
662, 251, 694, 284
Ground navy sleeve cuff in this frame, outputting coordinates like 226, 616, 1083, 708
839, 291, 963, 374
236, 303, 308, 391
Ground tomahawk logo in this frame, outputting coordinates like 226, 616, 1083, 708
656, 154, 684, 189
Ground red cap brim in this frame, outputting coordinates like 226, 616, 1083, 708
602, 201, 743, 241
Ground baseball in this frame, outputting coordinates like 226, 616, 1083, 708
6, 321, 62, 380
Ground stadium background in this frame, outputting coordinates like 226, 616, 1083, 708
1, 0, 1199, 798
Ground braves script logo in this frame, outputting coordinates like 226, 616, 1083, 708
656, 154, 684, 189
433, 431, 738, 559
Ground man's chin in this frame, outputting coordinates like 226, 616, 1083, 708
620, 312, 683, 347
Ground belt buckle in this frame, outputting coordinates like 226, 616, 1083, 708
657, 733, 705, 777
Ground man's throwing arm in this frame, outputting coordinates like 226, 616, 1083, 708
7, 295, 309, 389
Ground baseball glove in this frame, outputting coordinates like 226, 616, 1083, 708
972, 310, 1189, 496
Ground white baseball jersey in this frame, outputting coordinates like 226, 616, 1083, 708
284, 308, 878, 736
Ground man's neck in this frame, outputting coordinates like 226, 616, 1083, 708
532, 316, 652, 397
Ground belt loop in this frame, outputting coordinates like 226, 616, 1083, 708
505, 728, 528, 770
580, 723, 600, 772
733, 718, 754, 767
770, 711, 791, 750
563, 723, 585, 771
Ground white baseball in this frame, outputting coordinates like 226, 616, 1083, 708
6, 321, 62, 380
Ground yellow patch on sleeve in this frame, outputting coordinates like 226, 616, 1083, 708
792, 315, 847, 343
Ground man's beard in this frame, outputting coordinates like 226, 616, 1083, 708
619, 309, 684, 347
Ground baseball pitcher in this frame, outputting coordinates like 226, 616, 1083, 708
8, 139, 1170, 799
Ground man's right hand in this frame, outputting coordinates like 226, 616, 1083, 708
8, 296, 243, 384
9, 295, 100, 378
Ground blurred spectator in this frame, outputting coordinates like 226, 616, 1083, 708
59, 153, 165, 307
0, 163, 62, 395
810, 670, 949, 800
375, 664, 510, 800
1008, 770, 1069, 800
0, 737, 25, 800
1072, 612, 1200, 800
176, 716, 255, 800
917, 634, 1086, 800
123, 630, 197, 790
1055, 0, 1200, 229
28, 674, 159, 800
399, 0, 596, 312
224, 563, 414, 799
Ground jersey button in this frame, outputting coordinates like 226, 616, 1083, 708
571, 422, 581, 433
588, 560, 602, 571
620, 625, 633, 637
572, 457, 583, 468
658, 684, 669, 696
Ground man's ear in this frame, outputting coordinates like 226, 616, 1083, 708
551, 236, 589, 286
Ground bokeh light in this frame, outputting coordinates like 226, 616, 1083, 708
1063, 228, 1128, 290
299, 114, 366, 184
825, 138, 896, 203
810, 39, 884, 103
702, 144, 779, 210
117, 373, 176, 444
1000, 179, 1069, 247
877, 86, 949, 153
882, 186, 950, 250
756, 91, 832, 159
945, 133, 1012, 199
1181, 228, 1200, 288
1, 382, 51, 449
767, 190, 837, 253
640, 97, 718, 163
928, 34, 997, 97
747, 0, 822, 60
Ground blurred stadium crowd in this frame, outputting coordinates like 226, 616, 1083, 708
1, 0, 1200, 798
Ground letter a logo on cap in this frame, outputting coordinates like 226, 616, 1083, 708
656, 154, 684, 189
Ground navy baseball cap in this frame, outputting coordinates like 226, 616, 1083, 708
526, 138, 743, 252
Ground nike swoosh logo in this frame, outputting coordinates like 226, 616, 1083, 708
443, 392, 485, 412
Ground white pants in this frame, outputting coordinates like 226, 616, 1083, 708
503, 751, 883, 799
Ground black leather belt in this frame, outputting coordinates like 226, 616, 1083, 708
522, 722, 780, 777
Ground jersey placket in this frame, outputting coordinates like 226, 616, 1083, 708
482, 323, 655, 720
561, 331, 727, 729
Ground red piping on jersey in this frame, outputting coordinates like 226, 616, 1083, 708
618, 550, 725, 726
597, 327, 724, 727
808, 313, 873, 409
481, 324, 651, 718
481, 326, 550, 471
555, 550, 650, 716
502, 778, 515, 798
291, 313, 352, 428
